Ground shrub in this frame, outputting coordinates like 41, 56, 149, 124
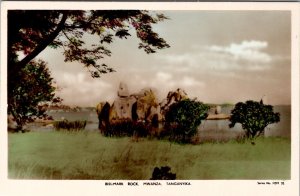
164, 99, 209, 143
150, 166, 176, 180
229, 100, 280, 139
54, 120, 87, 131
102, 120, 151, 138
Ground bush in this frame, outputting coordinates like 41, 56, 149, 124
229, 100, 280, 139
164, 99, 209, 143
102, 120, 151, 138
150, 166, 176, 180
54, 120, 87, 131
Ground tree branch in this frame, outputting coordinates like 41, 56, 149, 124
15, 12, 68, 68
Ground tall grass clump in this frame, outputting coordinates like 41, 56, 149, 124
54, 120, 87, 131
102, 120, 151, 138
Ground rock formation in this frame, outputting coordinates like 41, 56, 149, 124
160, 88, 188, 118
107, 83, 135, 123
117, 82, 130, 97
110, 96, 136, 122
96, 83, 189, 128
96, 101, 111, 128
215, 105, 222, 114
206, 105, 230, 120
135, 88, 161, 122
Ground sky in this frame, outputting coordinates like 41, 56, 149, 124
38, 10, 291, 107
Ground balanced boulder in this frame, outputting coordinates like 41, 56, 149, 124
135, 88, 160, 122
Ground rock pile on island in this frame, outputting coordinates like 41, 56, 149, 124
96, 82, 189, 128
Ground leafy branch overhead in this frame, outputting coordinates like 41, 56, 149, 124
7, 10, 169, 131
8, 10, 170, 78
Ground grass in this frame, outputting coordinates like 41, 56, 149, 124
8, 131, 290, 180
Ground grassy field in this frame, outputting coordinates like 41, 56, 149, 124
8, 131, 290, 180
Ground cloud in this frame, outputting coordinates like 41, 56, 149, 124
55, 73, 113, 106
209, 40, 272, 63
61, 73, 85, 87
156, 72, 173, 81
151, 72, 175, 89
181, 76, 205, 87
158, 53, 196, 65
157, 40, 273, 73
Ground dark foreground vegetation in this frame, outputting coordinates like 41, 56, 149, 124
54, 120, 87, 131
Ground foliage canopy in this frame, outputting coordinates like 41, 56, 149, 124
8, 10, 170, 77
229, 100, 280, 139
7, 10, 170, 130
165, 99, 209, 142
8, 60, 60, 131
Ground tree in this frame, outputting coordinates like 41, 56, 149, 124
164, 99, 209, 143
8, 60, 61, 131
229, 100, 280, 139
7, 10, 170, 130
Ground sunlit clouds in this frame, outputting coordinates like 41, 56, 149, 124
158, 40, 273, 72
209, 40, 271, 63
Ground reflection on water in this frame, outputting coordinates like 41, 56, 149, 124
28, 106, 291, 139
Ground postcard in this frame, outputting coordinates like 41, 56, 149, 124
1, 1, 299, 196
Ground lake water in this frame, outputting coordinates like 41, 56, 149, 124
28, 106, 291, 140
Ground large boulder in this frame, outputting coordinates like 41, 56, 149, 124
147, 105, 162, 123
96, 102, 111, 128
134, 88, 160, 122
96, 102, 106, 115
160, 88, 188, 116
109, 96, 136, 122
